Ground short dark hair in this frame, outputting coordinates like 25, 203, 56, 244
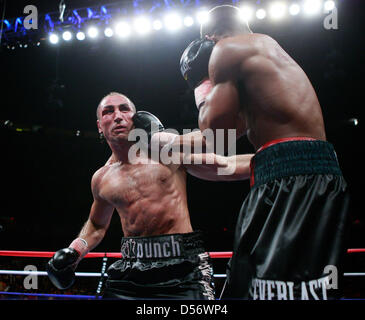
96, 92, 136, 119
200, 5, 252, 38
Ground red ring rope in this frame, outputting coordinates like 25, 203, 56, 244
0, 249, 364, 258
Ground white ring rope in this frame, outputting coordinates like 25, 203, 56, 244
0, 270, 364, 277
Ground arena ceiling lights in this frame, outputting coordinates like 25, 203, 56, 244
0, 0, 337, 49
46, 0, 336, 45
49, 10, 204, 44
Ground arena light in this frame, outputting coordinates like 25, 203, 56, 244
76, 31, 85, 41
196, 10, 209, 24
183, 16, 194, 27
152, 19, 163, 31
324, 0, 335, 11
256, 9, 267, 20
62, 31, 72, 41
164, 13, 182, 31
303, 0, 322, 15
49, 33, 59, 44
134, 16, 151, 35
239, 6, 254, 22
289, 4, 301, 16
104, 27, 114, 37
87, 26, 99, 38
269, 2, 287, 20
115, 22, 131, 38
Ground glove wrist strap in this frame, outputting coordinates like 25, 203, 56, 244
69, 238, 89, 263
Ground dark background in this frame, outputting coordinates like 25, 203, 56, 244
0, 0, 364, 297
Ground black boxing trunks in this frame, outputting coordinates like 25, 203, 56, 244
103, 231, 215, 300
221, 137, 350, 300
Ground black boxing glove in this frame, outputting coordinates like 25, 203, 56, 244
132, 111, 165, 146
180, 38, 216, 89
46, 247, 80, 290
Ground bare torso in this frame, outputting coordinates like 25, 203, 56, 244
94, 158, 193, 237
213, 34, 326, 150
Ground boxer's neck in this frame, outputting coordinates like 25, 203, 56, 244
109, 140, 134, 163
109, 141, 148, 164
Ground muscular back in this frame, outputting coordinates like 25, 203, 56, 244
209, 33, 326, 149
92, 159, 192, 237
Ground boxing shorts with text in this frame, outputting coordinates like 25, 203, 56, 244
222, 138, 350, 300
103, 231, 215, 300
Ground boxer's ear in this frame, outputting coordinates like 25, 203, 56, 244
97, 120, 102, 134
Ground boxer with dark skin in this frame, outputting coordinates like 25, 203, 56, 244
196, 8, 326, 149
47, 92, 253, 299
181, 5, 349, 300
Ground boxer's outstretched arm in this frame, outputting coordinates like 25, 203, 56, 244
152, 130, 215, 154
183, 153, 253, 181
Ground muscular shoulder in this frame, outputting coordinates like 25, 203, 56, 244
215, 33, 276, 52
209, 34, 256, 82
91, 164, 111, 199
209, 33, 277, 82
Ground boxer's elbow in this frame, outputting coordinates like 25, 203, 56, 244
198, 105, 209, 132
199, 106, 239, 152
199, 102, 240, 131
198, 104, 222, 133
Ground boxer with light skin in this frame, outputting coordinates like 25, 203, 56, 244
180, 5, 349, 300
46, 92, 253, 300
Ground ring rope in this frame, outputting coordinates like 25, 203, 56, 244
0, 249, 364, 259
0, 270, 364, 278
0, 291, 98, 299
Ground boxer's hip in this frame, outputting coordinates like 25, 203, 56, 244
250, 137, 343, 188
119, 231, 205, 260
224, 138, 350, 299
104, 231, 215, 299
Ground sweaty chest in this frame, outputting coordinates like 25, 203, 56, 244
99, 163, 173, 207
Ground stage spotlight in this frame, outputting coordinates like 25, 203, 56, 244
164, 13, 182, 31
152, 19, 163, 30
76, 31, 85, 40
62, 31, 72, 41
134, 17, 151, 35
289, 4, 301, 16
303, 0, 322, 15
87, 27, 98, 38
49, 33, 59, 44
324, 0, 335, 11
183, 16, 194, 27
256, 9, 267, 20
196, 10, 209, 24
115, 22, 131, 38
239, 6, 254, 22
104, 27, 114, 37
269, 2, 287, 20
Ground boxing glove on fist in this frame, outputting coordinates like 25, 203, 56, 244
132, 111, 165, 145
46, 247, 80, 290
180, 38, 215, 89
